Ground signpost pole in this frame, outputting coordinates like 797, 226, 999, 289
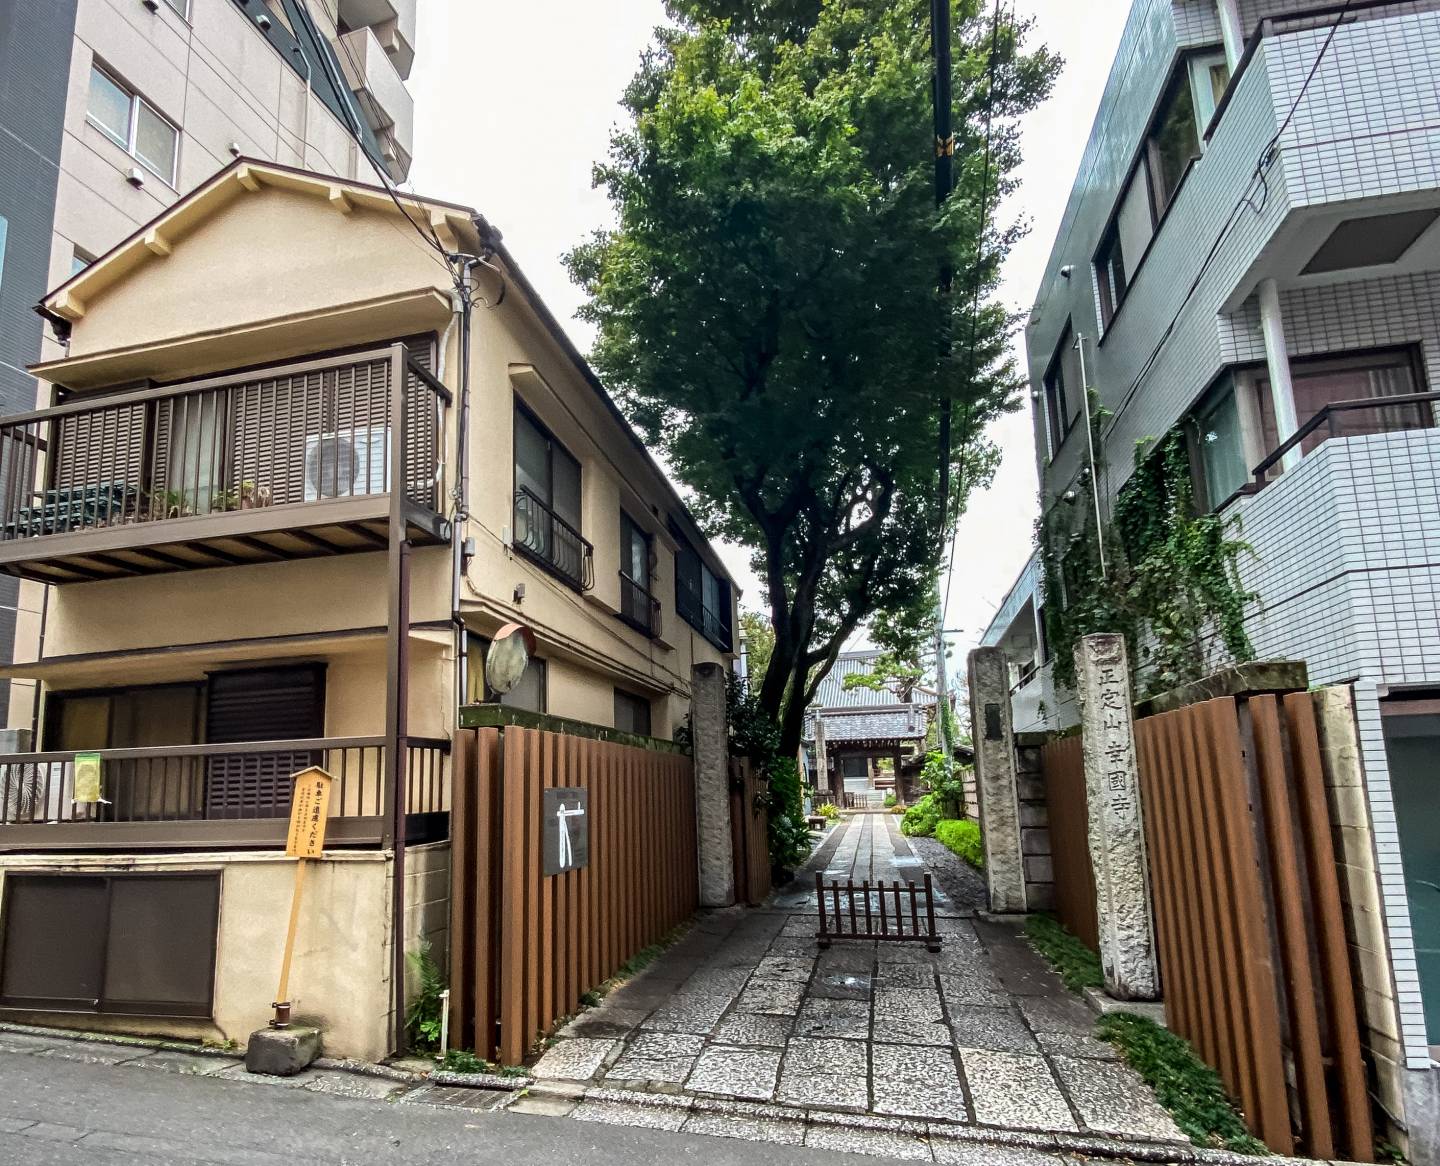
272, 858, 309, 1028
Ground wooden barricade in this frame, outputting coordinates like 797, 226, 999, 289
1039, 732, 1099, 952
1134, 694, 1371, 1161
449, 725, 698, 1065
729, 757, 772, 906
815, 873, 940, 950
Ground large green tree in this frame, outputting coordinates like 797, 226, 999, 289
569, 0, 1057, 752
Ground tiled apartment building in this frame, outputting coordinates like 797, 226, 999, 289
0, 0, 417, 717
981, 0, 1440, 1147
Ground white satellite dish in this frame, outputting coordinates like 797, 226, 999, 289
486, 622, 537, 695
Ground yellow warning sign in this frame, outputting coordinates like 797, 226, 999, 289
285, 767, 333, 859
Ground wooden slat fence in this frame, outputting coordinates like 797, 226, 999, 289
449, 725, 697, 1065
1039, 732, 1099, 952
1134, 694, 1371, 1161
729, 757, 772, 906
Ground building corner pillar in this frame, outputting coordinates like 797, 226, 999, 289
1075, 633, 1158, 1001
691, 662, 735, 907
1258, 278, 1301, 471
968, 647, 1026, 913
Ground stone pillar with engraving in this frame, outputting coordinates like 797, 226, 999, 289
968, 647, 1027, 913
1075, 633, 1158, 1000
691, 662, 736, 907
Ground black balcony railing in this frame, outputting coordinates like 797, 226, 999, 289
676, 579, 733, 652
1250, 391, 1440, 488
619, 572, 661, 637
513, 486, 593, 591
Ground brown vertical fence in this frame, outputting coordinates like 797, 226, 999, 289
1134, 694, 1371, 1161
449, 725, 698, 1065
1039, 733, 1098, 951
730, 757, 772, 906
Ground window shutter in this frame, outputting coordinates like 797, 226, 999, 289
204, 666, 324, 819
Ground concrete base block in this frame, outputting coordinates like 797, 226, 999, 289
245, 1026, 322, 1076
1082, 988, 1167, 1027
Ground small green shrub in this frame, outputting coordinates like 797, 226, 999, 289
883, 792, 897, 808
934, 818, 983, 868
1024, 914, 1103, 993
1098, 1012, 1268, 1154
816, 802, 840, 821
900, 792, 941, 837
406, 944, 446, 1051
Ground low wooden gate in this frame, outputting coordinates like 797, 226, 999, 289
1135, 694, 1371, 1161
1039, 733, 1098, 951
730, 757, 771, 906
449, 724, 697, 1064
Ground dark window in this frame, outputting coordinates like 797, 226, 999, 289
614, 689, 652, 736
203, 666, 325, 820
1254, 348, 1431, 466
619, 511, 658, 635
464, 632, 546, 713
1095, 225, 1127, 328
1192, 375, 1248, 510
1145, 50, 1227, 221
672, 526, 732, 651
1043, 324, 1084, 457
1095, 164, 1153, 328
0, 872, 220, 1017
513, 404, 590, 589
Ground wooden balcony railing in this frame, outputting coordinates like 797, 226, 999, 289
0, 736, 449, 851
513, 486, 593, 591
619, 571, 661, 637
0, 343, 449, 582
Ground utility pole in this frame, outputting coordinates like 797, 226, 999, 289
930, 0, 956, 763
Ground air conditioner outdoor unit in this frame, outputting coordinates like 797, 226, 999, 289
303, 427, 390, 501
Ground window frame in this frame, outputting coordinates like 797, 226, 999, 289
162, 0, 191, 18
464, 631, 548, 713
1042, 323, 1082, 460
669, 521, 733, 652
86, 63, 180, 187
613, 689, 653, 737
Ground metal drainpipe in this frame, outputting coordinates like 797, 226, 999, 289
449, 264, 475, 722
1216, 0, 1245, 71
1073, 331, 1108, 581
1258, 278, 1301, 471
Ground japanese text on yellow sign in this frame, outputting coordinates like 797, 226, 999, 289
285, 767, 333, 859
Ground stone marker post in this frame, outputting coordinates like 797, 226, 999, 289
691, 662, 736, 907
1075, 633, 1158, 1000
968, 647, 1027, 913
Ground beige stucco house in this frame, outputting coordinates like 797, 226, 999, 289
0, 158, 736, 1061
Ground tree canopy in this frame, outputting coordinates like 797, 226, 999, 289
569, 0, 1058, 751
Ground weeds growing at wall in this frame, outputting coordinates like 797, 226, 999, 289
1040, 425, 1253, 697
1024, 913, 1102, 993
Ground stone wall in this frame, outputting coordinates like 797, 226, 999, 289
1015, 734, 1054, 911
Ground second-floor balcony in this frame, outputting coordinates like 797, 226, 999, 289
0, 344, 449, 584
513, 486, 594, 591
619, 571, 661, 637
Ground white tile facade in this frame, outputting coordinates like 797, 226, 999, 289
1016, 0, 1440, 1082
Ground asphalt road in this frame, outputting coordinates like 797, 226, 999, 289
0, 1049, 892, 1165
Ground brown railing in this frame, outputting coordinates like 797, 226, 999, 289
0, 736, 449, 843
0, 344, 448, 542
815, 873, 941, 951
1249, 390, 1439, 488
618, 572, 660, 636
513, 486, 593, 590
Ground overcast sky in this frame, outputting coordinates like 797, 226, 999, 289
409, 1, 1129, 662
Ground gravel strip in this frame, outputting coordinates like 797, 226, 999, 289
908, 834, 988, 913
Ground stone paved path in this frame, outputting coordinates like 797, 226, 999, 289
531, 813, 1192, 1161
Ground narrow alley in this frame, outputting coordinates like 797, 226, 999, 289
527, 812, 1188, 1161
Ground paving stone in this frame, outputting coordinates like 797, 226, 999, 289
874, 1012, 953, 1047
794, 997, 870, 1040
816, 944, 877, 973
530, 1037, 616, 1081
804, 1124, 933, 1159
983, 937, 1068, 997
873, 985, 943, 1018
774, 1068, 868, 1110
754, 955, 815, 983
560, 1007, 651, 1038
807, 970, 874, 1001
641, 992, 732, 1033
680, 967, 751, 997
682, 1109, 806, 1145
606, 1032, 704, 1085
685, 1045, 781, 1100
931, 1135, 1068, 1165
1034, 1030, 1118, 1060
506, 1092, 578, 1116
572, 1098, 689, 1131
873, 961, 937, 989
948, 1006, 1040, 1054
874, 944, 934, 965
711, 1011, 793, 1047
871, 1042, 968, 1121
938, 970, 1011, 1010
780, 917, 816, 937
1018, 993, 1096, 1034
766, 937, 816, 957
959, 1049, 1077, 1132
119, 1050, 237, 1075
733, 978, 804, 1017
1050, 1055, 1185, 1141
